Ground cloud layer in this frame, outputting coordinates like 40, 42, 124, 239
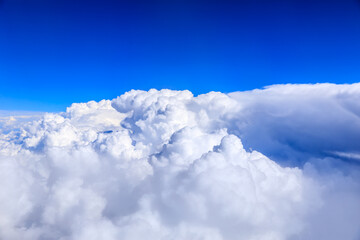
0, 84, 359, 240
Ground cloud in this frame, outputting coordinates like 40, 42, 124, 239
0, 110, 45, 133
0, 84, 359, 239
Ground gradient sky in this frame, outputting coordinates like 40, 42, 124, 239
1, 0, 360, 111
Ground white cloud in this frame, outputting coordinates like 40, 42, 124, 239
0, 84, 359, 239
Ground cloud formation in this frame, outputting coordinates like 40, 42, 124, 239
0, 84, 359, 240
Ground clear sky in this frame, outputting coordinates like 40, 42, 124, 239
1, 0, 360, 111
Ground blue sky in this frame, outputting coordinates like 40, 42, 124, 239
1, 0, 360, 111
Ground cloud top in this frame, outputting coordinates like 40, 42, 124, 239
0, 84, 359, 240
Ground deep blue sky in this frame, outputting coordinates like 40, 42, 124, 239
1, 0, 360, 111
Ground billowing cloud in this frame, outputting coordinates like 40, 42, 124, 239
0, 84, 359, 239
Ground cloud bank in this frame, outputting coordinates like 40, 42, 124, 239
0, 84, 359, 240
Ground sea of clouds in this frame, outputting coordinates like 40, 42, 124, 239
0, 83, 359, 240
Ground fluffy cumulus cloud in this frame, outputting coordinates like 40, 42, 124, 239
0, 84, 360, 240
